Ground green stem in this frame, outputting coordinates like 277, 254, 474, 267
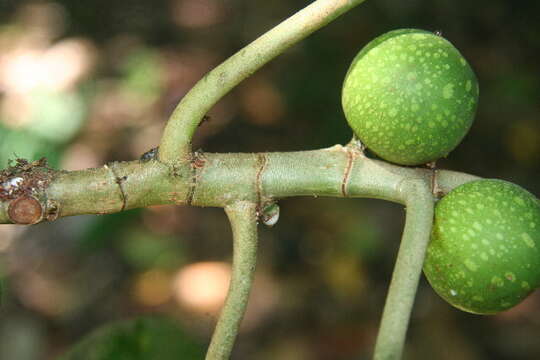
373, 179, 435, 360
206, 201, 258, 360
158, 0, 367, 163
0, 149, 478, 223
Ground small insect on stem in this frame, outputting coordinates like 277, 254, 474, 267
139, 147, 159, 162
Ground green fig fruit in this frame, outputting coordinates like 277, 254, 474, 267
342, 29, 479, 165
423, 179, 540, 314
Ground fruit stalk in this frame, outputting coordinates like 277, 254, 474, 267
373, 179, 434, 360
206, 201, 259, 360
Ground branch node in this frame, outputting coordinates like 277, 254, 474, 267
107, 163, 128, 212
255, 153, 268, 211
186, 150, 206, 206
45, 199, 60, 222
341, 146, 360, 197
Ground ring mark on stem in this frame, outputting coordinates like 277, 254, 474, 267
255, 153, 268, 212
187, 151, 206, 206
341, 148, 355, 197
106, 163, 128, 212
431, 169, 444, 198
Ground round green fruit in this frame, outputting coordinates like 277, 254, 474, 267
341, 29, 479, 165
423, 179, 540, 314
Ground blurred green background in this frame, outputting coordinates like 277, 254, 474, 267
0, 1, 538, 359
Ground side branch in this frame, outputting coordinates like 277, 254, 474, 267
373, 180, 435, 360
206, 201, 258, 359
158, 0, 367, 163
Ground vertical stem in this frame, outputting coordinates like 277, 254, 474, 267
206, 201, 258, 360
373, 181, 434, 360
158, 0, 367, 163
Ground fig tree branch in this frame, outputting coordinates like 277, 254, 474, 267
0, 145, 479, 224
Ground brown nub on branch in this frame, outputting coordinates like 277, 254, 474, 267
8, 196, 43, 224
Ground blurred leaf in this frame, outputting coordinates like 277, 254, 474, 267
57, 316, 205, 360
26, 89, 86, 143
120, 48, 163, 103
119, 230, 186, 270
76, 210, 142, 253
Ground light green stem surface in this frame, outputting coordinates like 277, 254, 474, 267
373, 180, 435, 360
0, 149, 478, 223
206, 201, 258, 360
158, 0, 367, 163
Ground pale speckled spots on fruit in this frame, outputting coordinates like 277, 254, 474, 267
443, 83, 454, 98
530, 222, 536, 229
501, 301, 512, 308
495, 233, 504, 240
521, 281, 531, 291
466, 80, 472, 92
521, 233, 535, 248
514, 196, 525, 206
480, 253, 488, 260
481, 239, 489, 246
460, 57, 466, 66
491, 276, 504, 287
472, 295, 484, 302
450, 289, 457, 296
473, 221, 483, 231
407, 71, 417, 80
464, 259, 478, 271
412, 33, 428, 40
